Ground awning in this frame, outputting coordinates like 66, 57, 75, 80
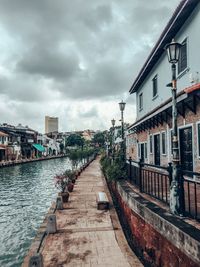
32, 144, 45, 152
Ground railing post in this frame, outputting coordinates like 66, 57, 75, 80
129, 157, 132, 182
139, 158, 143, 192
179, 166, 185, 216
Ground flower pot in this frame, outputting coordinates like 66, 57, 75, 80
59, 191, 69, 203
67, 183, 74, 192
71, 178, 76, 184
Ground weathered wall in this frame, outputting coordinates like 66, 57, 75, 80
111, 181, 200, 267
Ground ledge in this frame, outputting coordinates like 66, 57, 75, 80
116, 180, 200, 264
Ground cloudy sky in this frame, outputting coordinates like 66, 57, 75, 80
0, 0, 180, 133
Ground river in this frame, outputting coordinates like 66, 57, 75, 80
0, 157, 72, 267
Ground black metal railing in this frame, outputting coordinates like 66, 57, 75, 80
126, 159, 171, 205
182, 169, 200, 221
126, 158, 200, 221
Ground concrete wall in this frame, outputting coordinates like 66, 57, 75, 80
136, 3, 200, 120
111, 180, 200, 267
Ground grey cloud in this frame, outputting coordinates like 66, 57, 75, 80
0, 0, 180, 131
17, 46, 80, 80
79, 106, 98, 118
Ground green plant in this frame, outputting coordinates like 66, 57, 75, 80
54, 174, 69, 193
64, 169, 76, 181
106, 162, 126, 181
100, 149, 127, 181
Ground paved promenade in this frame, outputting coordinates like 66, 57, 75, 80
23, 157, 143, 267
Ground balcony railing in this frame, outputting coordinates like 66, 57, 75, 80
126, 158, 200, 222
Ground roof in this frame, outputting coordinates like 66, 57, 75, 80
129, 0, 199, 94
0, 131, 8, 137
32, 143, 45, 152
128, 83, 200, 131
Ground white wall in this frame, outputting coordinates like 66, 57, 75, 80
136, 3, 200, 120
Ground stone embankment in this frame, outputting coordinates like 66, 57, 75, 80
0, 154, 67, 168
22, 157, 143, 267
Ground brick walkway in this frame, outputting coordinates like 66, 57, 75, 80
23, 157, 143, 267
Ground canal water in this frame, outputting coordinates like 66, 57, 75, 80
0, 157, 72, 267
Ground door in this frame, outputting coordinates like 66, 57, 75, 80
179, 127, 193, 171
154, 134, 160, 165
140, 143, 144, 162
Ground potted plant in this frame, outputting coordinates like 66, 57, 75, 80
64, 169, 76, 183
54, 174, 69, 202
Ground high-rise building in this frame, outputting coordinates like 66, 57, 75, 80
45, 116, 58, 134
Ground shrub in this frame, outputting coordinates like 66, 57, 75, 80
54, 174, 69, 193
100, 149, 127, 181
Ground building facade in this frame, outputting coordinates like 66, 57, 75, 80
127, 0, 200, 173
45, 116, 58, 134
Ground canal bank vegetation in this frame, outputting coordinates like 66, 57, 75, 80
54, 149, 97, 202
100, 149, 127, 181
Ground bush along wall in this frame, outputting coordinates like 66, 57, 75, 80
100, 148, 127, 181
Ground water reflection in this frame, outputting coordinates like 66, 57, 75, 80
0, 157, 71, 267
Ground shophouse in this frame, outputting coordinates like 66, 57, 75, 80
127, 0, 200, 172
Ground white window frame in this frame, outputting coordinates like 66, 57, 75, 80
149, 134, 153, 154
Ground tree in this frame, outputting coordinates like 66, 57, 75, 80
66, 134, 84, 147
92, 132, 105, 147
59, 143, 64, 154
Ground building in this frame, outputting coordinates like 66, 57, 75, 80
82, 130, 95, 141
127, 0, 200, 172
45, 116, 58, 134
0, 131, 9, 161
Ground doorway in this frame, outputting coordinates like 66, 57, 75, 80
179, 127, 193, 171
154, 134, 160, 165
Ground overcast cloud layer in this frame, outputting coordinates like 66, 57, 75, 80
0, 0, 180, 132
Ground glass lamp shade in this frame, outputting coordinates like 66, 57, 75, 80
165, 39, 182, 64
111, 119, 115, 127
119, 100, 126, 112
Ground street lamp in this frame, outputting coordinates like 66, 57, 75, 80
111, 119, 115, 160
119, 101, 126, 162
119, 101, 126, 140
111, 119, 115, 127
165, 39, 182, 215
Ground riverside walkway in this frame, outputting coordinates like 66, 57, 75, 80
22, 157, 143, 267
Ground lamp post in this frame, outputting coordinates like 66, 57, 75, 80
111, 119, 115, 161
119, 101, 126, 140
165, 39, 183, 215
119, 100, 126, 160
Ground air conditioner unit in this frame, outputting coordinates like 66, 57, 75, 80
189, 72, 199, 84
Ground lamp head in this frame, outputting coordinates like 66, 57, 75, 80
165, 39, 182, 64
111, 118, 115, 127
119, 100, 126, 112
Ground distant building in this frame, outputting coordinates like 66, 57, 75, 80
45, 116, 58, 134
82, 130, 95, 141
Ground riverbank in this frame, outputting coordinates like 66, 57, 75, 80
22, 157, 143, 267
0, 154, 67, 168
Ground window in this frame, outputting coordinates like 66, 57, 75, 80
149, 135, 153, 154
161, 132, 166, 155
139, 93, 143, 110
178, 39, 187, 74
152, 75, 158, 98
144, 143, 147, 159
